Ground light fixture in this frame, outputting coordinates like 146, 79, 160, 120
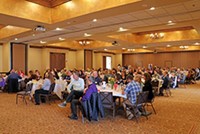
14, 38, 18, 41
32, 34, 35, 36
84, 33, 92, 37
179, 46, 189, 49
59, 37, 65, 41
167, 20, 176, 26
149, 7, 155, 10
93, 19, 97, 22
143, 46, 147, 49
149, 33, 164, 39
34, 25, 46, 32
118, 27, 128, 32
122, 48, 126, 50
55, 27, 63, 31
166, 44, 171, 47
77, 39, 93, 46
40, 41, 47, 44
194, 42, 200, 45
127, 49, 135, 52
104, 48, 108, 51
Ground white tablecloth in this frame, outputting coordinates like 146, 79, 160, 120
29, 79, 67, 99
97, 85, 127, 98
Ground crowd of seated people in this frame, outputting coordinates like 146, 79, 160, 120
0, 65, 199, 121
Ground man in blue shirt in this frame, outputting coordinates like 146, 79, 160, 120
122, 75, 142, 119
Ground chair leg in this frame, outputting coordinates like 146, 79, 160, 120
46, 96, 50, 105
23, 95, 27, 105
142, 105, 148, 120
151, 103, 156, 114
16, 95, 18, 104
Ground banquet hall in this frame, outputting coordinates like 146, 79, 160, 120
0, 0, 200, 134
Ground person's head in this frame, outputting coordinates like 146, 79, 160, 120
87, 76, 94, 85
73, 71, 80, 80
46, 72, 55, 83
126, 75, 133, 83
93, 71, 98, 78
143, 73, 151, 82
134, 74, 142, 83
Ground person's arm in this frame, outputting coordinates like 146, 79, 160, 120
67, 81, 73, 93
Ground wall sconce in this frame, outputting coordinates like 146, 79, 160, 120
149, 33, 164, 39
77, 39, 93, 46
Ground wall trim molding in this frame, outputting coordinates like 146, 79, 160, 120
94, 51, 116, 55
29, 45, 77, 51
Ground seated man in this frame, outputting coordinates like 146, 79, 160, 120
7, 69, 22, 93
58, 71, 84, 107
92, 71, 102, 85
159, 71, 169, 96
68, 76, 98, 120
122, 75, 142, 120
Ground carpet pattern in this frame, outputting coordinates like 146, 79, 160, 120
0, 82, 200, 134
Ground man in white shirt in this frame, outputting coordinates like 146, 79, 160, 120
58, 71, 84, 107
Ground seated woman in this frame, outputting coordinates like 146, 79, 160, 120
68, 76, 98, 120
142, 73, 154, 101
34, 72, 55, 105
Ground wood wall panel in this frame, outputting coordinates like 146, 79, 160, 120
84, 50, 93, 69
123, 51, 200, 68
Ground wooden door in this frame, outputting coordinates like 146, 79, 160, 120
103, 56, 106, 70
50, 53, 65, 70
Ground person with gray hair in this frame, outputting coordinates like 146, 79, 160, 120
68, 76, 98, 120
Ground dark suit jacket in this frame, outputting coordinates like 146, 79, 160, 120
81, 93, 105, 121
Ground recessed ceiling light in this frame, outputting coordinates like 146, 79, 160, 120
168, 20, 172, 23
167, 44, 171, 47
32, 34, 35, 36
143, 46, 147, 49
40, 41, 46, 44
55, 27, 64, 31
167, 21, 176, 26
59, 37, 65, 41
149, 7, 155, 10
84, 33, 92, 37
118, 27, 128, 32
104, 48, 108, 51
93, 19, 97, 22
14, 38, 18, 41
122, 48, 126, 50
194, 42, 200, 45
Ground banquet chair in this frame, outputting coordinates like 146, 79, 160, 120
124, 91, 149, 123
151, 80, 159, 95
16, 83, 33, 105
145, 95, 156, 114
100, 92, 116, 118
39, 83, 56, 105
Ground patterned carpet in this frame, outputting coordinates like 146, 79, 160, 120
0, 82, 200, 134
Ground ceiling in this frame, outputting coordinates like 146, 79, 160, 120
26, 0, 71, 8
0, 0, 200, 53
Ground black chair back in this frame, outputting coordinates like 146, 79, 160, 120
136, 91, 149, 105
25, 83, 33, 92
151, 80, 159, 87
49, 83, 56, 93
99, 92, 113, 108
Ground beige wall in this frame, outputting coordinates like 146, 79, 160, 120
115, 54, 122, 67
93, 52, 117, 69
28, 47, 78, 72
76, 50, 84, 69
123, 51, 200, 68
67, 51, 76, 70
28, 47, 42, 72
2, 43, 10, 72
0, 45, 2, 71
